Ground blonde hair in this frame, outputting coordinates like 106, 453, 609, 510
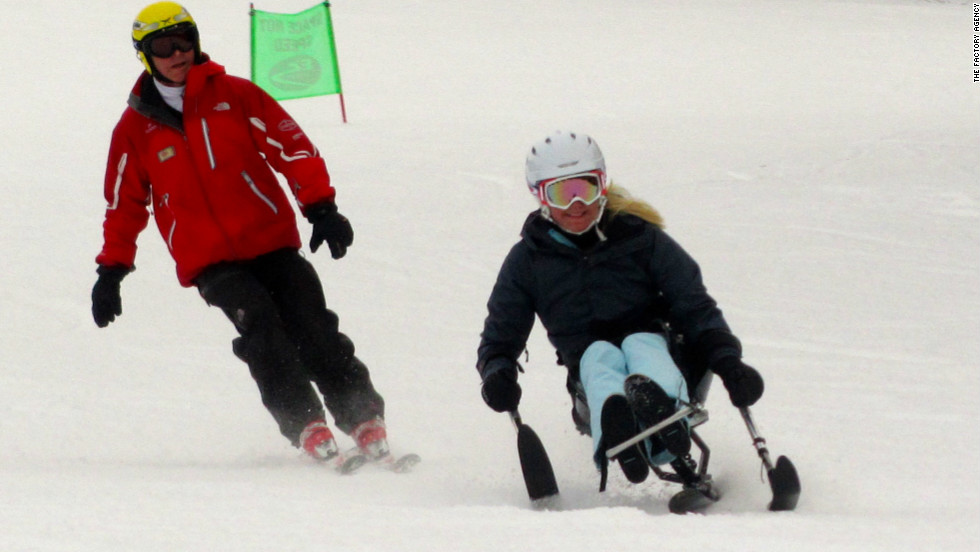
605, 182, 665, 228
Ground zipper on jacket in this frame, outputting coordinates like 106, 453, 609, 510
241, 171, 279, 214
201, 118, 216, 170
160, 193, 176, 251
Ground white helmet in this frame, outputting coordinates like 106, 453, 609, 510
525, 131, 607, 195
524, 131, 609, 234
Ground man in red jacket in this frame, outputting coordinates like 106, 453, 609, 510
92, 2, 389, 463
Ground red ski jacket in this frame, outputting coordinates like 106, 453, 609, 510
96, 58, 336, 286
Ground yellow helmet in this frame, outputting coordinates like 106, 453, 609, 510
132, 2, 200, 76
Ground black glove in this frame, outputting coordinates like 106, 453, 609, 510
91, 265, 130, 328
306, 202, 353, 259
481, 363, 522, 413
712, 356, 764, 407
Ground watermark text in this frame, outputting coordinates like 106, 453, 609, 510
974, 4, 979, 81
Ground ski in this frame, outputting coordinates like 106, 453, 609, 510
336, 451, 367, 474
668, 484, 720, 514
386, 452, 422, 473
660, 452, 721, 514
335, 449, 421, 475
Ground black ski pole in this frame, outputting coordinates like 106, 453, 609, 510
739, 407, 801, 511
509, 410, 559, 501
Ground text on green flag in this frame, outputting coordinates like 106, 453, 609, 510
250, 3, 342, 100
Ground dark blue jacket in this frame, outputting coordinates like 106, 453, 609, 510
477, 210, 741, 384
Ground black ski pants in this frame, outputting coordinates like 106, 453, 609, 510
194, 248, 384, 446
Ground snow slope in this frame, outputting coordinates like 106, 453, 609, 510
1, 0, 977, 550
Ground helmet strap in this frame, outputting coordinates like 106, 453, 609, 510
153, 69, 180, 86
540, 204, 552, 222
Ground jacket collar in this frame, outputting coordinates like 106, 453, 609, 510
126, 55, 225, 131
521, 210, 649, 254
184, 54, 224, 98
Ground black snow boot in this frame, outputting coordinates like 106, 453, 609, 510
624, 374, 691, 458
600, 395, 649, 484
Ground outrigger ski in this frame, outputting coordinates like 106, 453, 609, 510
739, 407, 801, 511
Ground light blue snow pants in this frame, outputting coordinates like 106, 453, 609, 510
579, 332, 689, 467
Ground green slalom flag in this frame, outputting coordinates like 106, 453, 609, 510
250, 2, 344, 103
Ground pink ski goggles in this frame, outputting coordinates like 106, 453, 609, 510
538, 171, 605, 209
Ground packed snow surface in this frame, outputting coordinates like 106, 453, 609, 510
1, 1, 977, 550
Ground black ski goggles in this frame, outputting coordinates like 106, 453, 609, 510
146, 32, 195, 58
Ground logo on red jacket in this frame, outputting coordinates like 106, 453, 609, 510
157, 146, 176, 163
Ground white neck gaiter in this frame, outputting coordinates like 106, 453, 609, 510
154, 78, 186, 113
